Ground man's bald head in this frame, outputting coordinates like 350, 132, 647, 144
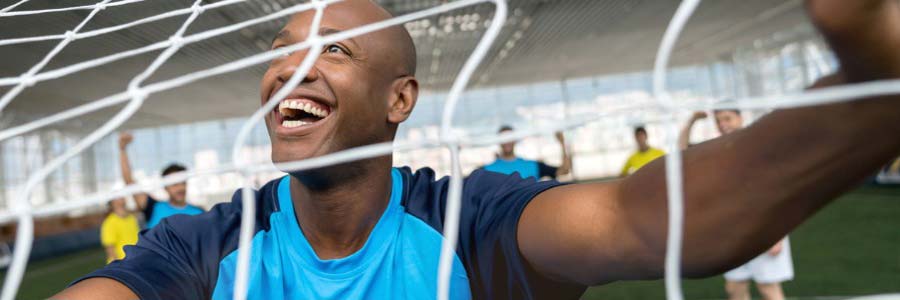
359, 0, 417, 75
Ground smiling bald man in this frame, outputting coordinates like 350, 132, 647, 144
56, 0, 900, 299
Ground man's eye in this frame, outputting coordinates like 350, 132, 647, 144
324, 45, 348, 55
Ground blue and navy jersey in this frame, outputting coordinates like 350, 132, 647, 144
482, 158, 558, 180
143, 195, 204, 228
76, 167, 586, 299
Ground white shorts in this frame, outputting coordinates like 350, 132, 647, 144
724, 238, 794, 284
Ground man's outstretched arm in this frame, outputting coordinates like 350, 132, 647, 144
518, 0, 900, 286
52, 278, 137, 300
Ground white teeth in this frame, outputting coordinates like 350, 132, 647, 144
310, 107, 327, 117
278, 100, 329, 118
281, 120, 309, 128
278, 102, 293, 117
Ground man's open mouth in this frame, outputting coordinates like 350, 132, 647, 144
277, 99, 331, 128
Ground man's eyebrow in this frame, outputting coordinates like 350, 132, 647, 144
271, 27, 356, 47
319, 27, 342, 36
319, 27, 360, 49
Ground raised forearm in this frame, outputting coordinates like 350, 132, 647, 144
119, 146, 135, 185
118, 139, 148, 209
678, 118, 698, 150
557, 140, 572, 176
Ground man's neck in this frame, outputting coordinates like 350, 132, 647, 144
499, 153, 517, 160
168, 200, 188, 208
639, 146, 651, 152
290, 157, 393, 260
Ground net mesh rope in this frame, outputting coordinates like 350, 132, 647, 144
1, 1, 900, 300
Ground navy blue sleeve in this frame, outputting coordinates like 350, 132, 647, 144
79, 219, 210, 299
459, 169, 586, 299
400, 167, 586, 300
72, 184, 277, 299
536, 161, 558, 179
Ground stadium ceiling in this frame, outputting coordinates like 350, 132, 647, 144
0, 0, 810, 130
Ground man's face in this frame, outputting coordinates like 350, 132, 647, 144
109, 198, 126, 212
714, 111, 744, 135
499, 129, 515, 156
500, 142, 516, 157
165, 182, 187, 203
260, 2, 411, 166
635, 131, 648, 149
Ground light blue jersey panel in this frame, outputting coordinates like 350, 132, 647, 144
211, 169, 471, 300
483, 158, 539, 179
145, 202, 204, 228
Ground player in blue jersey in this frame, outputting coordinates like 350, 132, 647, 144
58, 0, 900, 299
118, 132, 204, 228
482, 125, 572, 180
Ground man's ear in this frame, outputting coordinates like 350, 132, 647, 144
387, 76, 419, 124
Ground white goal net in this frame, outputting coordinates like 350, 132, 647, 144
0, 0, 898, 300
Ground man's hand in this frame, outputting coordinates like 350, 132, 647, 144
690, 111, 707, 121
118, 132, 133, 150
554, 131, 565, 144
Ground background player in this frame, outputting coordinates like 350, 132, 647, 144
482, 125, 572, 180
100, 195, 140, 264
680, 110, 794, 300
118, 132, 204, 228
619, 126, 664, 177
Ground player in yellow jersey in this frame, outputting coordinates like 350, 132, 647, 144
100, 196, 140, 264
620, 126, 665, 177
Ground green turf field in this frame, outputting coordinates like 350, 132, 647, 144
0, 246, 106, 300
583, 186, 900, 300
2, 186, 897, 300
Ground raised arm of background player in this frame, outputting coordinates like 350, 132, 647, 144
554, 131, 573, 177
518, 0, 900, 286
678, 111, 707, 150
118, 132, 149, 210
